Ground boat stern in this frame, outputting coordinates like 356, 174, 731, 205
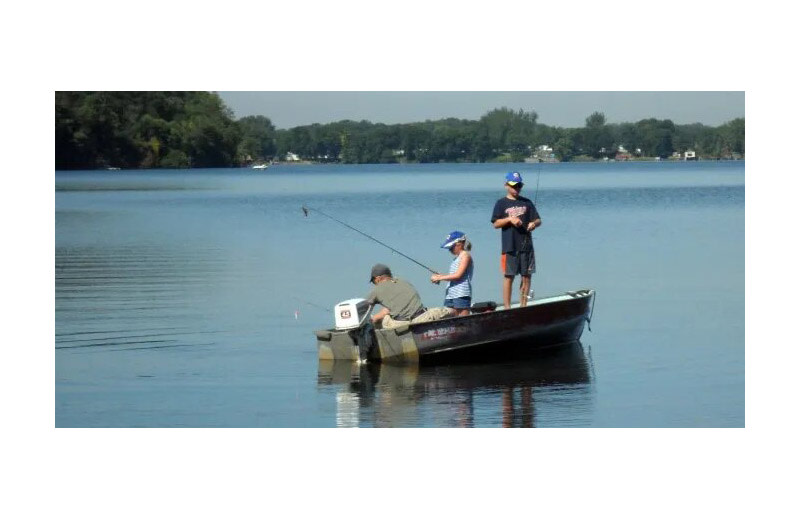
315, 324, 421, 363
315, 329, 360, 361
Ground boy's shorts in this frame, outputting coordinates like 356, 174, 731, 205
501, 251, 536, 277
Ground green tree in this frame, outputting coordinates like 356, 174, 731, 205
531, 124, 559, 150
610, 122, 639, 154
554, 134, 577, 162
399, 124, 432, 162
468, 130, 493, 162
55, 91, 240, 169
57, 94, 744, 168
56, 92, 92, 169
583, 111, 614, 158
719, 118, 745, 156
478, 107, 538, 158
635, 118, 676, 158
237, 115, 276, 162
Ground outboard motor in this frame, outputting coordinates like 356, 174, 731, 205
334, 298, 376, 361
335, 298, 372, 330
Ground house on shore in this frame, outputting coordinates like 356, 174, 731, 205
527, 145, 558, 163
615, 146, 632, 161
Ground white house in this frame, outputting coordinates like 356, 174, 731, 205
286, 152, 300, 162
684, 150, 697, 161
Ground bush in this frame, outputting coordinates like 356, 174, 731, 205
160, 149, 190, 168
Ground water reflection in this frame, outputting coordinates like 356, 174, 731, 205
318, 341, 593, 427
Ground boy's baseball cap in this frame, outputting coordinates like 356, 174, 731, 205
505, 171, 523, 185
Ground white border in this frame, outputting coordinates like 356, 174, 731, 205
6, 0, 782, 517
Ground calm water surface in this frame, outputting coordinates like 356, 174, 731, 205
55, 161, 744, 427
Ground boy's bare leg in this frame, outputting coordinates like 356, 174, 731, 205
503, 276, 514, 309
520, 276, 532, 306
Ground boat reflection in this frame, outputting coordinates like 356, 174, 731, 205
318, 341, 594, 427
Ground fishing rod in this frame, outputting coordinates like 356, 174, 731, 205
302, 205, 437, 274
520, 162, 542, 248
291, 296, 331, 312
521, 162, 542, 299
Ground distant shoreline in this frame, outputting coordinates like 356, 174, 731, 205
209, 155, 747, 168
54, 156, 745, 172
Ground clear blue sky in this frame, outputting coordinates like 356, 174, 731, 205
218, 91, 744, 130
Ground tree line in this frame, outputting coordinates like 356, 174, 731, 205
55, 92, 745, 169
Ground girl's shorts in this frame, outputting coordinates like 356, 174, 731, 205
444, 296, 472, 309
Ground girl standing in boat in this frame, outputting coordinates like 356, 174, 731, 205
430, 231, 473, 316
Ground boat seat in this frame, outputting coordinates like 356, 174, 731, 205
470, 301, 497, 313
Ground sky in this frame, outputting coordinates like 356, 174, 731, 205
218, 91, 745, 130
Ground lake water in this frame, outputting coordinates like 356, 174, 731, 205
55, 161, 745, 427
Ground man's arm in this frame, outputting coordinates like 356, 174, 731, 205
365, 288, 377, 305
365, 288, 387, 323
371, 307, 390, 324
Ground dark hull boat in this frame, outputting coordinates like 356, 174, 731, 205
315, 289, 595, 363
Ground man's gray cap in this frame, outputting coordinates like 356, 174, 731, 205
369, 263, 392, 281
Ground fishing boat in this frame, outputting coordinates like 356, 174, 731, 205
314, 289, 595, 363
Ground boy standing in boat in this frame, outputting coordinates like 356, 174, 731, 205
491, 171, 541, 309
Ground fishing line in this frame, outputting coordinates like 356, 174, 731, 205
301, 205, 437, 274
291, 297, 331, 313
520, 162, 542, 299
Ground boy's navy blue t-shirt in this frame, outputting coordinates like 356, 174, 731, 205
491, 195, 541, 253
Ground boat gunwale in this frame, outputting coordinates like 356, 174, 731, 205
314, 289, 594, 335
404, 289, 594, 331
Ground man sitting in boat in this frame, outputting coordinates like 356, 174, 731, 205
366, 263, 452, 328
